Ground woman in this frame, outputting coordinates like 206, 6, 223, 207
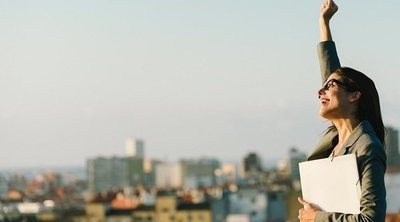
297, 0, 387, 221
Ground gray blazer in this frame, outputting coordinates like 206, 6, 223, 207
307, 41, 387, 222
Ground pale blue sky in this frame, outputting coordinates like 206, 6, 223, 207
0, 0, 399, 167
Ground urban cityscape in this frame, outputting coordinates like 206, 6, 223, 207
0, 126, 399, 222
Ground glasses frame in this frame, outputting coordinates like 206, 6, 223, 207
318, 79, 358, 97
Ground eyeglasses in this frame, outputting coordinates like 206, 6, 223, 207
318, 79, 357, 96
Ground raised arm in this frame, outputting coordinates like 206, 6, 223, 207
318, 0, 341, 83
319, 0, 337, 42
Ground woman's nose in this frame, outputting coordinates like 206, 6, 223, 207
318, 88, 326, 98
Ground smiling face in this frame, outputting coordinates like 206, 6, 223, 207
318, 73, 360, 120
318, 67, 385, 144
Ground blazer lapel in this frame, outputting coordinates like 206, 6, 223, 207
308, 130, 338, 161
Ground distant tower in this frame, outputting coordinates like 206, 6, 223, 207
243, 152, 262, 176
126, 138, 144, 158
386, 126, 400, 167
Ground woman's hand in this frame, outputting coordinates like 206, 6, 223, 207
320, 0, 338, 24
319, 0, 338, 41
298, 197, 321, 222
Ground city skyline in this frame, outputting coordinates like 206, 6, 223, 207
1, 0, 399, 168
0, 143, 288, 171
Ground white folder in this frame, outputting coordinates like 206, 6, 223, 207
299, 153, 361, 214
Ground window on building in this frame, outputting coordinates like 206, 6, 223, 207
269, 193, 278, 201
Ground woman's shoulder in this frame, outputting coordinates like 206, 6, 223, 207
352, 125, 386, 168
350, 121, 386, 161
356, 133, 384, 156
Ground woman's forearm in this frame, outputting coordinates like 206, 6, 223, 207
320, 19, 333, 42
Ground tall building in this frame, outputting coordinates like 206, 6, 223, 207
126, 138, 144, 158
87, 156, 146, 193
386, 126, 400, 167
242, 153, 262, 176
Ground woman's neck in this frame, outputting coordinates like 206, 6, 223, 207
331, 118, 361, 151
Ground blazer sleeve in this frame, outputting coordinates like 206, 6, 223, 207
314, 142, 387, 222
317, 41, 341, 83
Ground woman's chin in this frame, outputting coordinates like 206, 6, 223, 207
319, 109, 330, 119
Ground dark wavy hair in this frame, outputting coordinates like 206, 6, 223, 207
329, 67, 385, 145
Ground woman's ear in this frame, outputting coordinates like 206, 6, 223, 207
349, 91, 361, 102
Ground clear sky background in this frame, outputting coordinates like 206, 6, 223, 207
0, 0, 399, 168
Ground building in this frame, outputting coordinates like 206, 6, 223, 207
220, 163, 238, 184
87, 157, 131, 193
181, 158, 220, 188
266, 190, 286, 222
276, 159, 289, 179
154, 194, 177, 222
226, 215, 251, 222
386, 126, 400, 167
127, 192, 212, 222
106, 209, 134, 222
0, 174, 8, 199
126, 138, 145, 158
210, 191, 230, 222
228, 187, 267, 222
133, 205, 155, 222
176, 202, 211, 222
242, 153, 263, 177
86, 203, 107, 222
42, 172, 63, 195
386, 172, 400, 213
87, 156, 146, 193
149, 192, 211, 222
7, 174, 27, 191
142, 159, 162, 188
155, 163, 183, 189
288, 148, 307, 181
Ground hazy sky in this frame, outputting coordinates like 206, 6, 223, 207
0, 0, 399, 168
